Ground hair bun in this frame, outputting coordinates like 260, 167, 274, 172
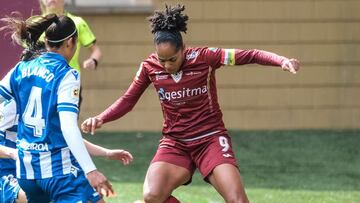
149, 4, 188, 34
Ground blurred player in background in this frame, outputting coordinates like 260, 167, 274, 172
0, 13, 111, 202
39, 0, 102, 108
39, 0, 101, 71
82, 4, 300, 203
0, 99, 133, 203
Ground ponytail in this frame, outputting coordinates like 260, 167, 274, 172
0, 13, 77, 61
0, 13, 59, 61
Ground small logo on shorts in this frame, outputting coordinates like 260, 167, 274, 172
223, 153, 233, 158
70, 165, 79, 177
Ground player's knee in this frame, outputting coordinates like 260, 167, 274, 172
94, 199, 106, 203
224, 195, 249, 203
143, 189, 167, 203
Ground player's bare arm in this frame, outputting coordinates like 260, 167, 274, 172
84, 139, 133, 165
83, 43, 102, 70
0, 145, 17, 160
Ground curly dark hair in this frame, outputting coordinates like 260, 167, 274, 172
148, 4, 188, 50
149, 4, 188, 34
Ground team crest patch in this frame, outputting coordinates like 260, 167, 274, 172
171, 71, 183, 83
186, 51, 199, 60
71, 86, 80, 98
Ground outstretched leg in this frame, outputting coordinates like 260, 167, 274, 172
208, 163, 249, 203
143, 162, 191, 203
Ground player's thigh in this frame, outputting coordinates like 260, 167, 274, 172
16, 189, 27, 203
18, 179, 51, 203
144, 161, 192, 196
208, 164, 248, 203
145, 138, 195, 195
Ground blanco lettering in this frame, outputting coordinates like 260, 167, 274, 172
22, 67, 54, 82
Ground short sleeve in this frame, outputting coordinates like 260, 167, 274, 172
77, 17, 96, 47
0, 68, 15, 101
57, 69, 81, 113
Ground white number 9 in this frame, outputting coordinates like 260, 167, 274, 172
219, 136, 230, 152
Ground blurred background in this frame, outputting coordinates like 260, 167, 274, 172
1, 0, 359, 131
78, 0, 359, 131
1, 1, 359, 202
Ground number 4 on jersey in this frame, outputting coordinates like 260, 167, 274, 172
23, 86, 45, 137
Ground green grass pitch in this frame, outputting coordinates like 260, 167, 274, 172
84, 130, 360, 203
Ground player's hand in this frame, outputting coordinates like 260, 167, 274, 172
81, 117, 103, 135
86, 170, 115, 197
106, 149, 133, 165
83, 58, 97, 70
281, 58, 300, 74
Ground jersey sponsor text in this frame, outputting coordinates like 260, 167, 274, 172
17, 139, 49, 151
158, 85, 208, 101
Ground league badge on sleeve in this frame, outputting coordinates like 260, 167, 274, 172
71, 86, 80, 99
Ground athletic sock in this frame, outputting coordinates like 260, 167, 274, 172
163, 195, 180, 203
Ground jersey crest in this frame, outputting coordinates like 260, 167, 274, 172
171, 71, 183, 83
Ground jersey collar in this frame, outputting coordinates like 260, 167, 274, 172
42, 52, 68, 63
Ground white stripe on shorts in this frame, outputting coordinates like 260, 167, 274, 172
39, 151, 52, 178
61, 148, 72, 175
179, 130, 221, 142
23, 151, 34, 179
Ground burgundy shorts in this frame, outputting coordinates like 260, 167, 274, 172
151, 133, 238, 182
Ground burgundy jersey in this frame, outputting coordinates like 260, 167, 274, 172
99, 47, 287, 140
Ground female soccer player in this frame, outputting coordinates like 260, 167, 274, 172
39, 0, 101, 71
0, 99, 133, 203
81, 4, 300, 203
0, 14, 112, 202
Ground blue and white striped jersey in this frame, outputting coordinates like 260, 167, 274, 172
0, 52, 81, 179
0, 99, 17, 177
